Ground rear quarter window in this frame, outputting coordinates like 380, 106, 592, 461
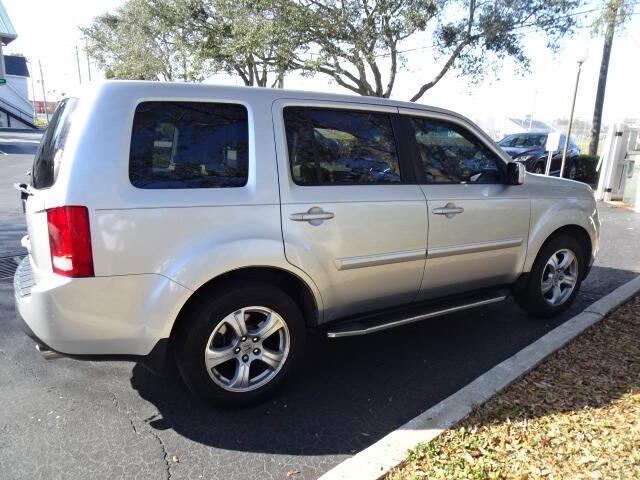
129, 101, 249, 189
32, 98, 79, 189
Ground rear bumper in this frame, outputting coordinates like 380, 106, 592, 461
16, 300, 170, 372
14, 256, 190, 372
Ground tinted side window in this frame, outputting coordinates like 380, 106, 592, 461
129, 102, 248, 189
284, 107, 400, 185
409, 117, 503, 184
32, 98, 79, 189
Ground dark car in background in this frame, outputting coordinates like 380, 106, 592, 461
498, 132, 580, 179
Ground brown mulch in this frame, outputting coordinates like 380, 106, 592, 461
387, 294, 640, 480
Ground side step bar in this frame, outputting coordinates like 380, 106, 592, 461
326, 294, 507, 338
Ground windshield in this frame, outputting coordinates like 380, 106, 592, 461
498, 133, 547, 148
32, 98, 79, 189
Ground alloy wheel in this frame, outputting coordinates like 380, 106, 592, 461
204, 306, 290, 392
541, 249, 579, 306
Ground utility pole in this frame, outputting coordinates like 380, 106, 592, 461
588, 2, 619, 156
86, 48, 92, 82
38, 60, 49, 123
75, 45, 82, 84
28, 59, 37, 124
560, 58, 585, 177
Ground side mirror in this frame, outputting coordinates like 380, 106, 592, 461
507, 162, 525, 185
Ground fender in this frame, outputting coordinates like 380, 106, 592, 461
92, 205, 324, 342
524, 195, 599, 272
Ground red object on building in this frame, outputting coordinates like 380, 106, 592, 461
33, 100, 57, 114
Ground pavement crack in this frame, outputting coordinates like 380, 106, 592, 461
108, 389, 172, 479
109, 391, 139, 435
147, 421, 173, 480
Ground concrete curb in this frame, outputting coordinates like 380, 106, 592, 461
318, 275, 640, 480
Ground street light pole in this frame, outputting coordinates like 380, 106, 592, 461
560, 59, 584, 178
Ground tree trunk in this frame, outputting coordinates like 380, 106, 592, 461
588, 9, 617, 156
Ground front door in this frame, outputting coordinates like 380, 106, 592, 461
273, 101, 428, 323
399, 109, 530, 300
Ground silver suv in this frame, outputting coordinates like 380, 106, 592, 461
15, 82, 600, 405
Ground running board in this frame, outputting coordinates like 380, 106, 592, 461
326, 293, 508, 338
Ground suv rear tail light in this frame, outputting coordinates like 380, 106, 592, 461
47, 206, 94, 277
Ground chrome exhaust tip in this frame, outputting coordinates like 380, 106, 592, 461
36, 344, 65, 360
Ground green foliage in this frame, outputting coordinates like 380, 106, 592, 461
280, 0, 584, 100
592, 0, 634, 34
284, 0, 441, 97
403, 430, 503, 480
82, 0, 209, 81
82, 0, 585, 99
187, 0, 301, 86
575, 154, 600, 185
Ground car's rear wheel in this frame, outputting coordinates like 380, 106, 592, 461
514, 234, 585, 318
175, 282, 305, 406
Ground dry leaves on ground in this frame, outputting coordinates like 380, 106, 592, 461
388, 294, 640, 480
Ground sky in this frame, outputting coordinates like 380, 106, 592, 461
4, 0, 640, 135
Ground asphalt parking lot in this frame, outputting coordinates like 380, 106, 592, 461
1, 129, 639, 480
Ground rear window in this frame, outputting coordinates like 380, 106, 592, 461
129, 101, 249, 189
32, 98, 79, 189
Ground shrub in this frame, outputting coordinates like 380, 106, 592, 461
574, 154, 599, 185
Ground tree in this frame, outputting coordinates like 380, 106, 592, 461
183, 0, 301, 87
588, 0, 633, 156
82, 0, 207, 81
283, 0, 583, 101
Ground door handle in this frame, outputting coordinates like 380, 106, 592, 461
432, 203, 464, 218
290, 208, 334, 225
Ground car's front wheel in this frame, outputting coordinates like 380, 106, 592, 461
514, 234, 585, 318
175, 282, 305, 406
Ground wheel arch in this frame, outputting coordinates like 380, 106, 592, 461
169, 265, 321, 347
525, 224, 593, 279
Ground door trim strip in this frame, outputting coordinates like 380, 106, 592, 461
427, 238, 523, 259
335, 249, 426, 271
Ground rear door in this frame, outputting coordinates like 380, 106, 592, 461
273, 100, 428, 323
399, 108, 530, 300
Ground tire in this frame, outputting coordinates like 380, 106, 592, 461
533, 163, 545, 174
568, 164, 577, 180
175, 281, 306, 406
514, 234, 585, 318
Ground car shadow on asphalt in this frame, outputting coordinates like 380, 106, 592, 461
129, 266, 637, 456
